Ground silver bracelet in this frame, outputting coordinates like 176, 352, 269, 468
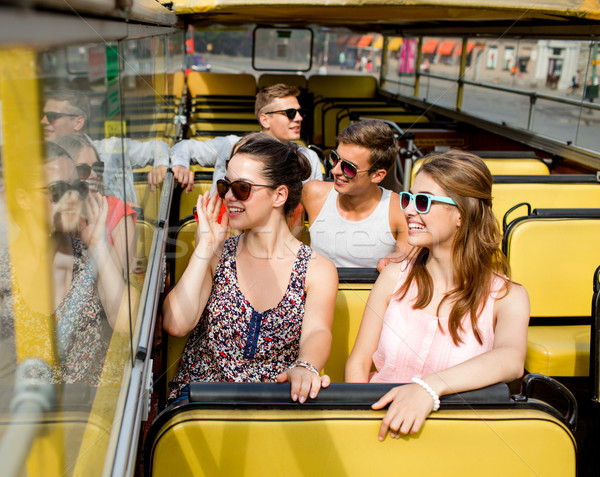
288, 360, 319, 376
411, 377, 441, 411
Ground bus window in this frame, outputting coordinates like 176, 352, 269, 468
0, 26, 181, 475
253, 27, 313, 71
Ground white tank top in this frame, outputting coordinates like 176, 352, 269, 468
309, 187, 396, 268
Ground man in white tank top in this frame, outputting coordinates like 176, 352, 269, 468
302, 120, 408, 270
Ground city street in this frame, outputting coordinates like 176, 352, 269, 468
203, 52, 600, 152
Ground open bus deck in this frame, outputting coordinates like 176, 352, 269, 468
1, 1, 600, 475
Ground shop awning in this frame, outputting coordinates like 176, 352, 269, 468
437, 40, 456, 56
421, 39, 439, 54
357, 35, 374, 48
388, 37, 403, 51
454, 41, 476, 55
372, 36, 383, 49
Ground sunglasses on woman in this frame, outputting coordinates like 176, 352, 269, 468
42, 180, 89, 203
328, 150, 371, 179
216, 178, 275, 201
399, 191, 457, 214
76, 161, 104, 180
263, 108, 305, 120
43, 111, 80, 123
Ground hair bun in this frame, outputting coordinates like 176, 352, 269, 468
289, 143, 312, 182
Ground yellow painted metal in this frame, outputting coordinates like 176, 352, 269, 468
0, 49, 56, 365
170, 0, 600, 22
0, 47, 63, 476
526, 324, 590, 376
150, 407, 576, 476
456, 37, 468, 110
414, 37, 423, 98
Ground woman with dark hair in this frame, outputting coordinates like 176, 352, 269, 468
54, 134, 136, 274
345, 150, 530, 439
164, 133, 338, 405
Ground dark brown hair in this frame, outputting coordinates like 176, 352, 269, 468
255, 83, 300, 119
337, 119, 398, 172
232, 133, 311, 216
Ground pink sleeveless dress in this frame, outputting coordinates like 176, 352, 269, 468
370, 262, 505, 383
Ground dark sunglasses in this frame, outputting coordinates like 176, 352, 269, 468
216, 179, 275, 201
399, 191, 457, 214
76, 161, 104, 180
328, 150, 371, 179
43, 111, 80, 123
42, 180, 89, 203
263, 108, 305, 120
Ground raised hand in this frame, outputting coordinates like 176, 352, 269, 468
79, 192, 109, 251
194, 191, 229, 260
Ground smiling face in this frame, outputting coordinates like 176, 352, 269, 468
41, 99, 85, 141
330, 142, 378, 195
43, 156, 83, 234
405, 171, 461, 252
223, 153, 278, 229
258, 95, 302, 143
75, 145, 103, 194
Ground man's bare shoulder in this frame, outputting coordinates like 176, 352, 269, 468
303, 180, 333, 203
302, 180, 333, 223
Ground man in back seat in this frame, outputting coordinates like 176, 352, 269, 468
164, 83, 323, 193
41, 88, 170, 206
302, 119, 408, 269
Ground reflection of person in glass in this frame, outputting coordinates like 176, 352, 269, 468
0, 143, 131, 386
41, 88, 170, 206
54, 134, 136, 275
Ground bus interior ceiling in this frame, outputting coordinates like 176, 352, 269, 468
2, 1, 600, 476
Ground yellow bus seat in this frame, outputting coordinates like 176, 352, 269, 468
308, 75, 378, 144
145, 382, 576, 477
325, 271, 377, 382
492, 176, 600, 228
187, 121, 261, 138
308, 75, 377, 98
190, 98, 255, 115
189, 165, 215, 174
0, 410, 112, 475
331, 112, 429, 148
187, 72, 257, 97
503, 209, 600, 376
178, 180, 213, 220
591, 266, 600, 399
164, 218, 197, 390
526, 325, 591, 376
134, 181, 161, 222
258, 73, 307, 89
190, 110, 256, 121
172, 71, 185, 100
134, 219, 155, 275
410, 156, 550, 186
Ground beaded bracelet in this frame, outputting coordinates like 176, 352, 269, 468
411, 377, 441, 411
288, 360, 319, 376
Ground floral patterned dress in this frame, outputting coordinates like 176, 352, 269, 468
168, 234, 312, 403
0, 238, 111, 386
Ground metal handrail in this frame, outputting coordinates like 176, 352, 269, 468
386, 72, 600, 131
109, 171, 174, 477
